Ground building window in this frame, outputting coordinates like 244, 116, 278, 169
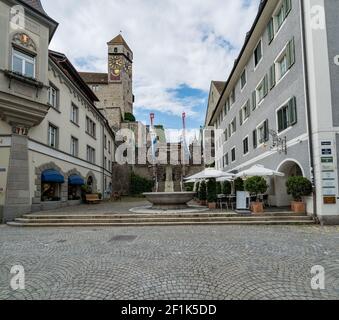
108, 160, 111, 172
48, 124, 58, 148
92, 85, 100, 92
275, 38, 295, 81
104, 156, 107, 169
104, 135, 107, 149
225, 153, 229, 166
230, 117, 237, 136
48, 83, 59, 109
70, 136, 78, 157
231, 147, 236, 163
277, 97, 297, 132
230, 88, 236, 105
12, 48, 35, 78
108, 140, 111, 154
239, 100, 250, 126
240, 69, 247, 89
71, 104, 79, 124
275, 0, 292, 32
224, 128, 228, 142
243, 137, 249, 155
114, 47, 118, 53
256, 75, 268, 104
86, 116, 96, 138
254, 40, 262, 67
86, 145, 96, 164
256, 119, 269, 145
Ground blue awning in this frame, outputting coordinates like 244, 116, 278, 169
68, 175, 85, 186
41, 170, 65, 183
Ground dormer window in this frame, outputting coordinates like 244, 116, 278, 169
12, 48, 35, 78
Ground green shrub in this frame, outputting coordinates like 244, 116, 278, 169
244, 176, 268, 201
207, 179, 217, 203
234, 177, 244, 192
286, 176, 313, 202
124, 112, 136, 122
185, 182, 194, 192
130, 172, 154, 195
216, 182, 222, 195
199, 180, 207, 201
222, 181, 232, 195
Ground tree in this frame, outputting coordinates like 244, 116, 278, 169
207, 179, 217, 203
124, 112, 136, 122
199, 180, 207, 201
234, 177, 245, 192
244, 176, 268, 202
216, 182, 222, 195
222, 181, 232, 195
286, 176, 313, 202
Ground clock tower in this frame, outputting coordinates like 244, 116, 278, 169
107, 35, 134, 123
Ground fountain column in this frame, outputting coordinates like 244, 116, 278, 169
164, 165, 174, 193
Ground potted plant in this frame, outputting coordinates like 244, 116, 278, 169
98, 193, 103, 200
199, 180, 207, 206
222, 180, 232, 196
207, 178, 217, 209
234, 177, 245, 192
286, 176, 313, 213
244, 176, 268, 214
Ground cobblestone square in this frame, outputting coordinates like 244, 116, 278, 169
1, 204, 339, 300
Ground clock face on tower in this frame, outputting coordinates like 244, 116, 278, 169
109, 56, 123, 81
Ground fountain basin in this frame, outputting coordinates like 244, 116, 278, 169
143, 192, 196, 210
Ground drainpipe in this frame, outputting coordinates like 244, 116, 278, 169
300, 0, 318, 221
102, 123, 105, 198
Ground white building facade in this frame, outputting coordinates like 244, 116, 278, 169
208, 0, 339, 225
0, 0, 115, 222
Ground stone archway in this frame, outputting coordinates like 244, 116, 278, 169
85, 171, 98, 193
34, 162, 67, 204
66, 169, 85, 200
274, 159, 305, 207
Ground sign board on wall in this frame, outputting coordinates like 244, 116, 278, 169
320, 141, 338, 204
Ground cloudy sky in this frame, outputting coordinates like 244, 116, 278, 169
42, 0, 260, 138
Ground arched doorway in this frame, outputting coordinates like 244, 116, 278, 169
87, 176, 93, 193
274, 160, 304, 207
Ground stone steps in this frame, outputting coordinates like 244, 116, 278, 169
7, 213, 316, 227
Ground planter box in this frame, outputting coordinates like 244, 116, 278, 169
208, 202, 217, 209
250, 202, 264, 214
291, 201, 306, 214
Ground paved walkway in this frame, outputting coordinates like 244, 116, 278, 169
1, 223, 339, 300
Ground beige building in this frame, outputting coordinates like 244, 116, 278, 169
0, 0, 115, 222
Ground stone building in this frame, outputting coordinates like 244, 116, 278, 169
0, 0, 115, 222
80, 35, 134, 131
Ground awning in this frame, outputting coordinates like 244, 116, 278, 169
41, 170, 65, 183
68, 175, 85, 186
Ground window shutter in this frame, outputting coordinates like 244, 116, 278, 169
269, 64, 276, 89
289, 96, 297, 125
252, 91, 257, 111
287, 38, 295, 69
284, 0, 292, 17
239, 109, 243, 126
234, 118, 237, 132
264, 120, 269, 142
253, 130, 257, 149
247, 99, 251, 117
267, 18, 274, 44
228, 124, 231, 137
264, 74, 269, 97
277, 109, 284, 132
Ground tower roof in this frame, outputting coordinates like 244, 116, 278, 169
107, 34, 132, 53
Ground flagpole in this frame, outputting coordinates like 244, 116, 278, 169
181, 112, 186, 192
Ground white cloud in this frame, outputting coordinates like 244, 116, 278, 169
42, 0, 260, 120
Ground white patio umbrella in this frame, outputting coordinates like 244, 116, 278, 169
216, 176, 234, 182
236, 165, 285, 178
185, 168, 234, 181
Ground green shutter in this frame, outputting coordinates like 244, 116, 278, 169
287, 38, 295, 69
264, 120, 269, 142
269, 64, 276, 89
277, 109, 284, 132
267, 18, 274, 44
252, 91, 257, 111
253, 130, 257, 149
284, 0, 292, 17
264, 74, 269, 97
289, 96, 297, 125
